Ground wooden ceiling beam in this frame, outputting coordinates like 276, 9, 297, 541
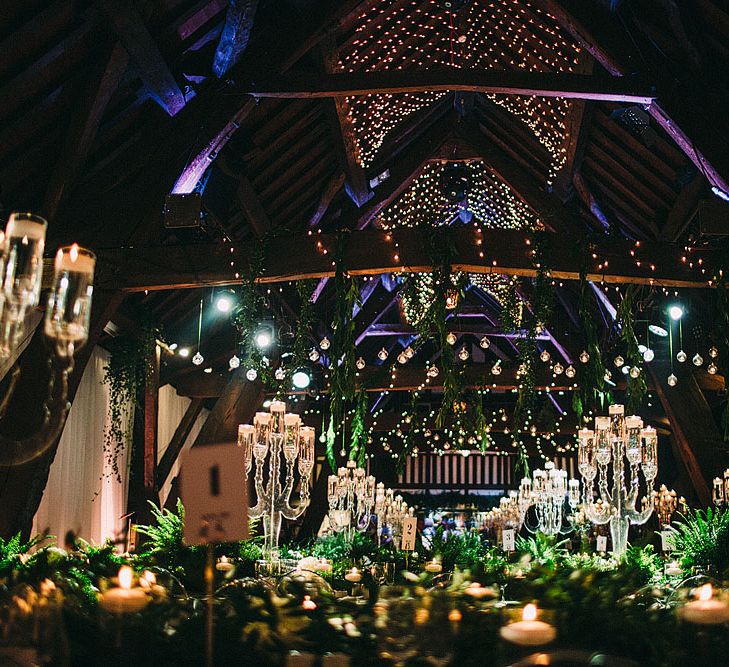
212, 0, 259, 78
236, 175, 272, 237
361, 322, 552, 340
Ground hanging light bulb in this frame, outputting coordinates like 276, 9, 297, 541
604, 369, 612, 381
540, 350, 550, 363
405, 346, 415, 359
491, 361, 502, 375
274, 367, 285, 381
629, 366, 641, 379
192, 352, 204, 366
458, 346, 469, 361
246, 368, 258, 381
579, 350, 590, 364
446, 332, 457, 346
479, 336, 490, 349
708, 362, 718, 375
516, 363, 526, 377
710, 346, 719, 359
693, 353, 703, 367
622, 365, 630, 375
553, 362, 564, 375
397, 351, 408, 364
565, 365, 576, 379
676, 350, 687, 363
667, 373, 678, 387
356, 357, 365, 370
614, 355, 624, 368
643, 348, 655, 362
309, 348, 320, 362
427, 365, 439, 378
319, 336, 330, 350
378, 347, 389, 361
638, 344, 647, 354
228, 354, 241, 370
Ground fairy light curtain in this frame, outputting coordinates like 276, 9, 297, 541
338, 0, 582, 182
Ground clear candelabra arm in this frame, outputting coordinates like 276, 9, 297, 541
326, 460, 376, 541
520, 462, 580, 536
578, 405, 656, 558
241, 401, 313, 557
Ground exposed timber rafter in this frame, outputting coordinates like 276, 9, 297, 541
212, 0, 259, 78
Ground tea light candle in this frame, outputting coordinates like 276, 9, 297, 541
665, 561, 682, 577
680, 584, 729, 625
100, 566, 149, 614
316, 559, 333, 574
425, 558, 443, 573
302, 595, 317, 611
216, 555, 234, 573
344, 567, 362, 583
464, 582, 493, 599
499, 604, 556, 646
138, 570, 166, 597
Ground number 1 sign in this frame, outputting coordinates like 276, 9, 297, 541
182, 444, 248, 546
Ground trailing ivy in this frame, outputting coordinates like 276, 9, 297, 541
615, 285, 647, 413
348, 386, 368, 467
102, 316, 160, 482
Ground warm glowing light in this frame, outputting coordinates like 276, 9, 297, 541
302, 595, 317, 610
523, 603, 538, 621
178, 347, 190, 358
70, 243, 79, 262
118, 566, 134, 590
142, 570, 156, 586
669, 305, 684, 321
698, 584, 713, 602
216, 294, 234, 313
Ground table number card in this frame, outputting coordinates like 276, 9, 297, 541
182, 444, 248, 546
597, 535, 608, 553
660, 531, 672, 552
401, 516, 417, 551
502, 529, 515, 552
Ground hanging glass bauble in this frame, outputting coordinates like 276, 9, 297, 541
378, 347, 388, 361
405, 346, 415, 359
319, 336, 330, 350
458, 346, 469, 361
397, 351, 408, 365
710, 346, 719, 359
667, 373, 678, 387
621, 365, 630, 375
604, 369, 612, 381
516, 363, 526, 377
491, 362, 502, 375
553, 362, 564, 375
274, 367, 285, 381
693, 353, 703, 367
246, 368, 258, 381
479, 336, 490, 349
309, 348, 320, 362
643, 348, 655, 362
614, 355, 624, 368
540, 350, 550, 363
579, 350, 590, 364
192, 352, 204, 366
676, 350, 687, 363
427, 365, 439, 378
228, 354, 241, 370
708, 362, 718, 375
565, 365, 576, 379
446, 332, 457, 346
356, 357, 365, 370
629, 366, 641, 379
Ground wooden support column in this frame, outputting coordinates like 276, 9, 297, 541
143, 345, 160, 494
0, 290, 124, 539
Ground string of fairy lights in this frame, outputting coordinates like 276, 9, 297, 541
338, 0, 581, 181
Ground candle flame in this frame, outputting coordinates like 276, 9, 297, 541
523, 603, 537, 621
302, 595, 317, 610
698, 584, 713, 602
142, 570, 156, 586
70, 243, 79, 262
118, 566, 134, 590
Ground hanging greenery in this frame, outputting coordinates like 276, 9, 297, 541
615, 285, 647, 413
348, 387, 368, 467
102, 317, 160, 482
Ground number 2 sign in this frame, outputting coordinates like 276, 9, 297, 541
401, 517, 417, 551
182, 444, 248, 546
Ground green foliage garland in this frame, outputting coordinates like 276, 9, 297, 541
615, 285, 647, 413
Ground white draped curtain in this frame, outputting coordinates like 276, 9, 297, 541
33, 347, 134, 546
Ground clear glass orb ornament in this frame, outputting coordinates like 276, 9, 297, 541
676, 350, 687, 363
693, 353, 703, 367
622, 365, 630, 375
378, 347, 388, 361
579, 350, 590, 364
643, 348, 655, 362
356, 357, 365, 370
667, 373, 678, 387
405, 346, 415, 359
604, 369, 612, 381
638, 344, 647, 354
614, 355, 624, 367
491, 362, 502, 375
274, 367, 285, 381
710, 346, 719, 358
479, 336, 490, 349
708, 362, 718, 375
192, 352, 204, 366
319, 336, 330, 350
565, 365, 576, 379
309, 348, 320, 362
427, 365, 439, 378
540, 350, 550, 363
246, 368, 258, 381
397, 352, 408, 364
553, 362, 564, 375
228, 354, 240, 370
629, 366, 641, 378
446, 332, 457, 346
458, 346, 470, 361
516, 363, 526, 377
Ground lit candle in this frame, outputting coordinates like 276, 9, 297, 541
665, 561, 682, 577
316, 558, 333, 574
499, 604, 556, 646
100, 566, 149, 614
302, 595, 317, 611
215, 555, 234, 573
680, 584, 729, 625
138, 569, 166, 597
425, 558, 443, 573
344, 567, 362, 583
464, 582, 494, 599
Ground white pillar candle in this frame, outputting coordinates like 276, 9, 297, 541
499, 604, 556, 646
100, 566, 149, 614
680, 584, 729, 625
425, 559, 443, 573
